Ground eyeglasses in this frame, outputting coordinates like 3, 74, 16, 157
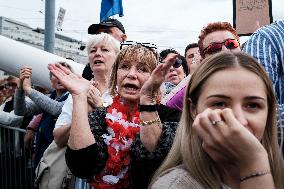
159, 54, 183, 68
0, 83, 17, 90
203, 38, 240, 56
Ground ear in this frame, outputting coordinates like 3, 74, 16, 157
122, 34, 127, 42
188, 98, 197, 118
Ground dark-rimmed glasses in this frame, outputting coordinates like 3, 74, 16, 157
203, 38, 240, 56
159, 56, 182, 68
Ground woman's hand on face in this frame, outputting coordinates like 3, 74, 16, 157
19, 66, 32, 92
48, 63, 90, 96
140, 53, 179, 99
192, 108, 267, 167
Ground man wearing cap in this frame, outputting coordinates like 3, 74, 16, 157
88, 18, 127, 42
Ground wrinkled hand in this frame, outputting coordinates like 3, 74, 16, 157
24, 130, 35, 150
192, 108, 267, 167
87, 83, 103, 109
19, 66, 32, 92
140, 53, 178, 99
48, 63, 90, 96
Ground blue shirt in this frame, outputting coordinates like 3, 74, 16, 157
243, 20, 284, 151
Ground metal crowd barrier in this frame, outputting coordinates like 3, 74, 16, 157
0, 124, 34, 189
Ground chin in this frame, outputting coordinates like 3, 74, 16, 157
170, 80, 179, 85
120, 94, 139, 103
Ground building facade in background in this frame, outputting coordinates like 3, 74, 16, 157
0, 16, 87, 77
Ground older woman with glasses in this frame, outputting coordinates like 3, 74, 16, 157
48, 43, 181, 189
159, 49, 188, 97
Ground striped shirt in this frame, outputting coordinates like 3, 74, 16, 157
243, 20, 284, 152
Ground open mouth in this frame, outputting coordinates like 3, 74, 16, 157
94, 60, 103, 64
123, 83, 139, 91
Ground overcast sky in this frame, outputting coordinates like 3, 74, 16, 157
0, 0, 284, 54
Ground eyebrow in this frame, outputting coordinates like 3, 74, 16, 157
206, 94, 266, 101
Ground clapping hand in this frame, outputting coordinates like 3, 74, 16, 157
87, 80, 103, 109
48, 63, 90, 96
19, 66, 32, 92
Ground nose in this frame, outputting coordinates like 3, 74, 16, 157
127, 66, 138, 79
169, 66, 175, 72
232, 105, 248, 127
94, 49, 102, 56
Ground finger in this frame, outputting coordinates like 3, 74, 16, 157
21, 74, 32, 79
49, 66, 67, 79
198, 108, 217, 135
88, 89, 99, 98
20, 67, 32, 72
87, 96, 95, 107
20, 70, 32, 77
192, 113, 212, 144
208, 109, 223, 127
55, 63, 72, 75
221, 108, 240, 128
48, 64, 67, 77
162, 53, 179, 70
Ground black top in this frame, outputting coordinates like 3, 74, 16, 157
65, 104, 181, 189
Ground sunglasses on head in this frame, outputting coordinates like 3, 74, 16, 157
203, 38, 239, 56
120, 41, 158, 59
120, 41, 157, 50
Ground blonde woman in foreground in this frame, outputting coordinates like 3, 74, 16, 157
150, 52, 284, 189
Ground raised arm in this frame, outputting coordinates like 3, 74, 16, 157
49, 63, 108, 179
48, 63, 95, 149
14, 67, 41, 116
26, 89, 66, 116
139, 53, 178, 152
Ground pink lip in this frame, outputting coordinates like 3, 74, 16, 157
168, 73, 177, 78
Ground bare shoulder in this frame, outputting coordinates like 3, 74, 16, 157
151, 167, 204, 189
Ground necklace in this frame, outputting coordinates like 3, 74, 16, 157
93, 95, 140, 189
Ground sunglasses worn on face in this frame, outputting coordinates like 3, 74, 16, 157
159, 56, 182, 68
203, 38, 239, 56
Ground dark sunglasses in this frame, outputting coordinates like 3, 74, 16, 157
0, 83, 17, 90
159, 56, 182, 68
203, 38, 240, 56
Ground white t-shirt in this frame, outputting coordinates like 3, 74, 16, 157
54, 91, 113, 129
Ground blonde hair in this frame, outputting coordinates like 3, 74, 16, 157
150, 52, 284, 188
108, 44, 158, 96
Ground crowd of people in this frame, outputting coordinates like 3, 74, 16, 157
0, 17, 283, 189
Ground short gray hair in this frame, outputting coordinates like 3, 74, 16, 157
86, 33, 120, 55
